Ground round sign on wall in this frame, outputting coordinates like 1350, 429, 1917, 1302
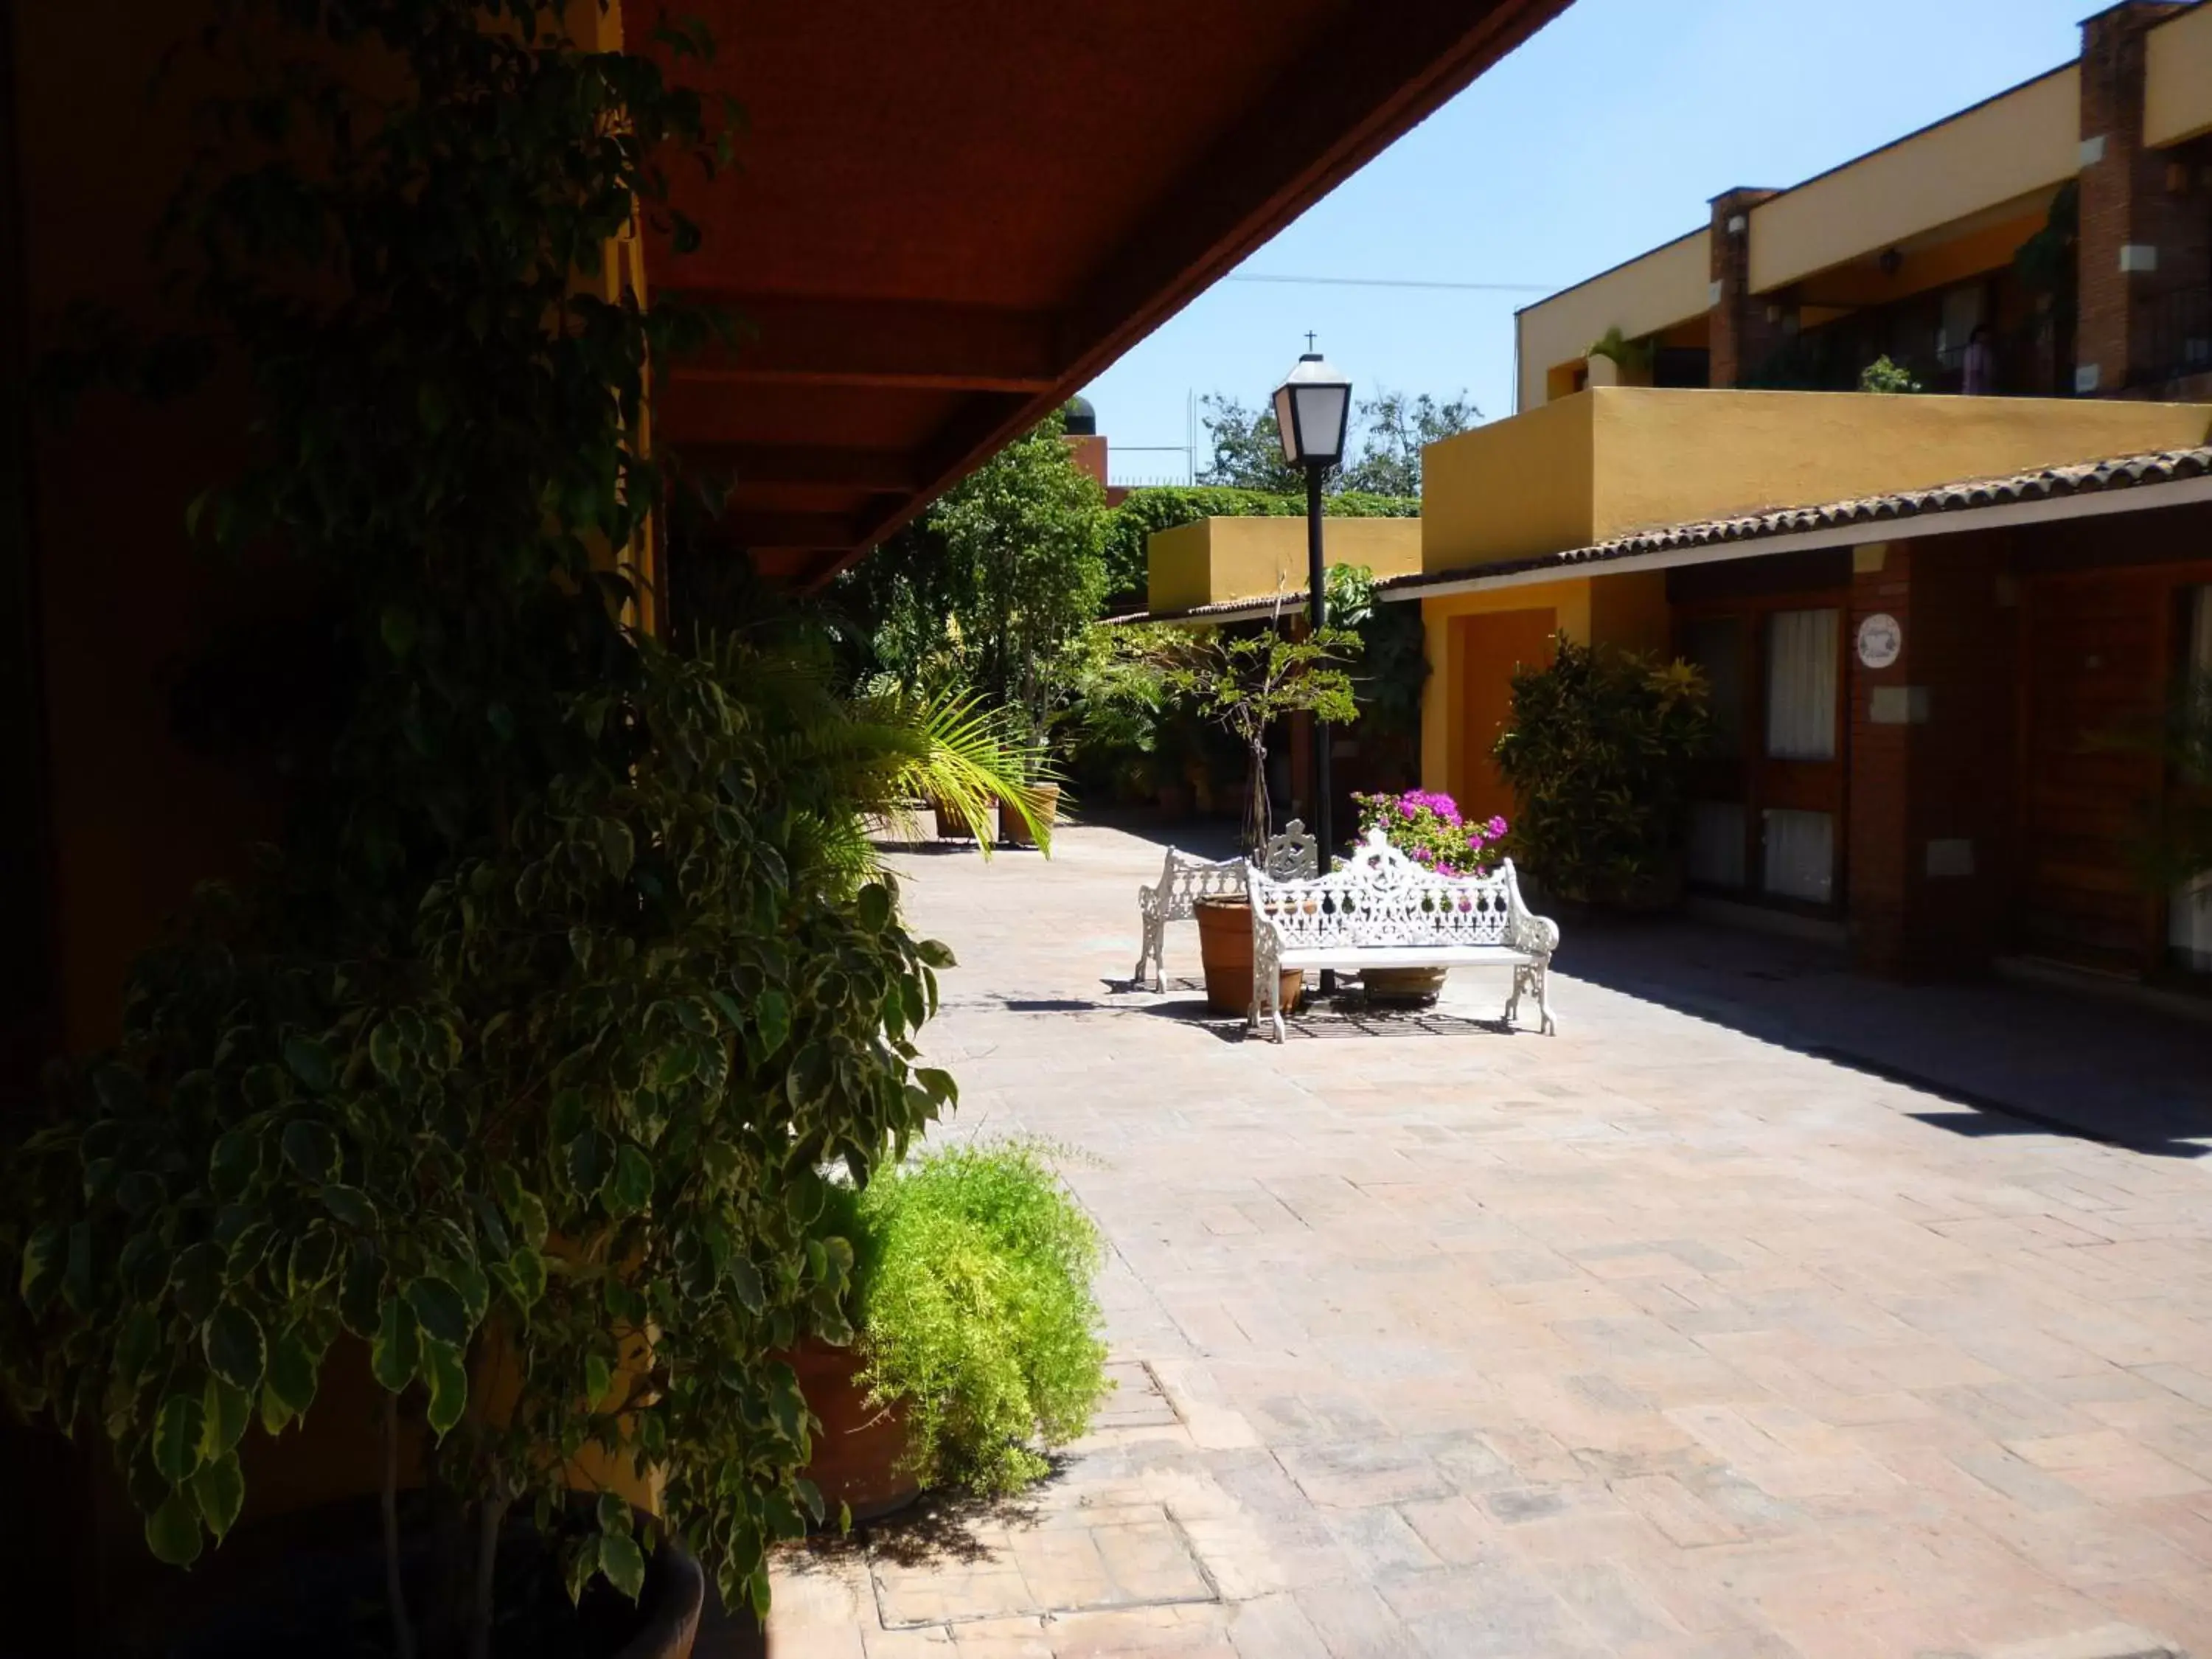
1856, 612, 1902, 670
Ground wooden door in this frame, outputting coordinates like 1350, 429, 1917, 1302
2018, 574, 2169, 971
1453, 609, 1556, 824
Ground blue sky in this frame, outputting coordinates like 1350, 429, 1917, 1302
1081, 0, 2090, 484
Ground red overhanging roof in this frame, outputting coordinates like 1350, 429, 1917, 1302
639, 0, 1573, 589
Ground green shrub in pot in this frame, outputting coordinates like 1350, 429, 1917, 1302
1492, 635, 1710, 905
821, 1141, 1110, 1497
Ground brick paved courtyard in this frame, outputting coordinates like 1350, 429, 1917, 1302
765, 821, 2212, 1659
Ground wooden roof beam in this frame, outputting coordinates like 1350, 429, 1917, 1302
675, 443, 925, 493
667, 295, 1062, 393
720, 511, 866, 551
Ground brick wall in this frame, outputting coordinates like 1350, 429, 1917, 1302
1707, 188, 1784, 389
1846, 535, 2018, 977
2076, 1, 2197, 394
1848, 546, 1914, 971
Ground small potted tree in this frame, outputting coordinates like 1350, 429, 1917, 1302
1144, 603, 1360, 1014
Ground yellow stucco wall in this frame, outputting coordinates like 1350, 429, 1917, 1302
1147, 515, 1422, 613
1416, 569, 1669, 806
1749, 67, 2078, 293
1419, 582, 1586, 807
1422, 387, 2212, 575
1514, 229, 1711, 412
2147, 1, 2212, 148
1421, 394, 1596, 573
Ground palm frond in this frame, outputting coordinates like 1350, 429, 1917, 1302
860, 684, 1060, 856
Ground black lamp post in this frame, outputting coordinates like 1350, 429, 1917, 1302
1272, 342, 1352, 885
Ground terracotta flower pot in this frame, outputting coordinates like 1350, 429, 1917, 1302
1002, 782, 1060, 847
781, 1338, 922, 1523
1362, 965, 1449, 1004
1193, 894, 1303, 1018
930, 796, 983, 841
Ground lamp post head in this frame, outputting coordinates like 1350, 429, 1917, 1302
1273, 349, 1352, 468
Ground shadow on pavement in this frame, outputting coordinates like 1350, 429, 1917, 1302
1558, 914, 2212, 1159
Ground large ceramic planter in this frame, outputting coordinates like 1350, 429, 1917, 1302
1193, 894, 1302, 1017
1002, 782, 1060, 847
1363, 965, 1449, 1004
931, 796, 982, 841
782, 1338, 922, 1523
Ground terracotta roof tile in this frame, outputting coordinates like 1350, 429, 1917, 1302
1380, 445, 2212, 595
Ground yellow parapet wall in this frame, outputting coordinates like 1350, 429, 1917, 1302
1515, 228, 1711, 414
1147, 515, 1422, 614
1422, 387, 2212, 575
2147, 0, 2212, 148
1748, 66, 2079, 295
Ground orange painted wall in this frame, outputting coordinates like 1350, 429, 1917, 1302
5, 4, 657, 1632
14, 1, 292, 1061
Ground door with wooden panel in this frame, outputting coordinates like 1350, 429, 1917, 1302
2017, 574, 2167, 972
1452, 608, 1556, 825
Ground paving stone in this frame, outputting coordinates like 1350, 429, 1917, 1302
1276, 1441, 1452, 1509
1983, 1623, 2185, 1659
765, 823, 2212, 1658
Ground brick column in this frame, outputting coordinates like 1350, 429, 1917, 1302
2075, 1, 2189, 394
1707, 187, 1782, 389
1846, 536, 2017, 978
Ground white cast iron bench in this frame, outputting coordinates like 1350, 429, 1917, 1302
1133, 819, 1318, 992
1247, 827, 1560, 1042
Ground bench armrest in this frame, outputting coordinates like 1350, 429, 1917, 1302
1499, 860, 1559, 960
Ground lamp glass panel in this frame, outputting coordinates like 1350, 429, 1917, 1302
1273, 386, 1299, 464
1291, 384, 1348, 462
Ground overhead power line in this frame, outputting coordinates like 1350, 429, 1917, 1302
1228, 273, 1555, 293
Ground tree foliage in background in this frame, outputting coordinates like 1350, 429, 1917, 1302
831, 417, 1105, 768
1, 2, 974, 1649
1197, 388, 1478, 499
1194, 394, 1305, 493
1492, 636, 1709, 905
1338, 390, 1481, 497
930, 414, 1110, 747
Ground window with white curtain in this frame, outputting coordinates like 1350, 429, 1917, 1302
1766, 609, 1839, 760
1764, 809, 1836, 905
2171, 586, 2212, 972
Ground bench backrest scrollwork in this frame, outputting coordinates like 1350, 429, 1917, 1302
1250, 827, 1525, 953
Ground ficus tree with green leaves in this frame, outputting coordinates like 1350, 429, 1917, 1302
1138, 599, 1361, 856
1, 2, 970, 1655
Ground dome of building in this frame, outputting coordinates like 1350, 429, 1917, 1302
1062, 395, 1098, 436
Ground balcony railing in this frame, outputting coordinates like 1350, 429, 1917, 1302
2132, 284, 2212, 389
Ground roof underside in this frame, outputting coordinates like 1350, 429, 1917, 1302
641, 0, 1571, 589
